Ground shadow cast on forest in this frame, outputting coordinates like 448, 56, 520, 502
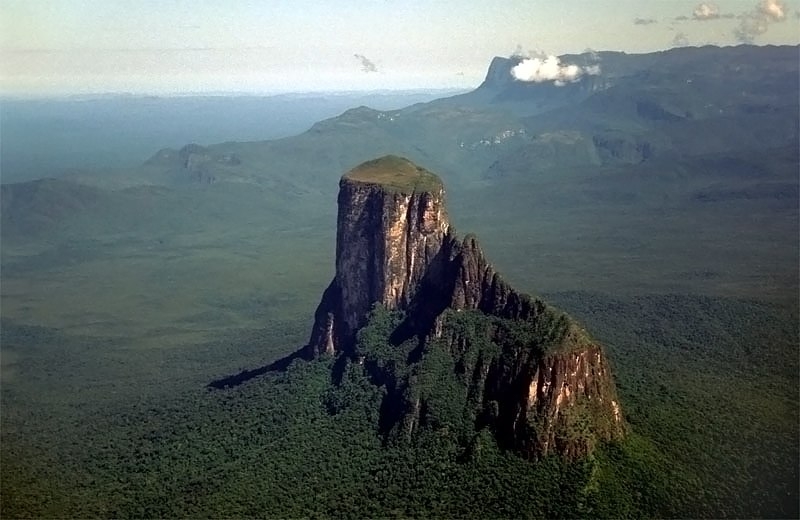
206, 348, 305, 389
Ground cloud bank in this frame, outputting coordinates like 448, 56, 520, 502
735, 0, 788, 42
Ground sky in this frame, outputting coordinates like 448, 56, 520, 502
1, 0, 798, 96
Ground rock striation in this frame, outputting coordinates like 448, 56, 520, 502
305, 155, 624, 458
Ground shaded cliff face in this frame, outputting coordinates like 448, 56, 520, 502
484, 333, 623, 459
305, 155, 624, 458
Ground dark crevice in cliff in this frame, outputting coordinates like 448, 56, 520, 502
390, 237, 456, 343
329, 352, 350, 386
404, 193, 416, 298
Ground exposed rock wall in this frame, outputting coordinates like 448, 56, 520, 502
522, 345, 623, 457
447, 234, 541, 319
486, 339, 623, 459
306, 157, 449, 356
335, 179, 448, 339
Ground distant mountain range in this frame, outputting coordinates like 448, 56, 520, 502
111, 44, 800, 189
2, 44, 797, 299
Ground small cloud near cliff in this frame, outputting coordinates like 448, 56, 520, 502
693, 3, 721, 20
353, 54, 378, 73
675, 3, 735, 21
634, 17, 658, 25
672, 31, 691, 47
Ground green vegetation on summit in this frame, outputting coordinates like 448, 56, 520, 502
343, 155, 443, 194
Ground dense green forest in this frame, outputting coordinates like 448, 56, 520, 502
2, 292, 796, 518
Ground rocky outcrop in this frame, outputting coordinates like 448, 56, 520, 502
523, 346, 623, 457
305, 155, 624, 458
483, 338, 623, 459
443, 234, 540, 319
144, 143, 241, 184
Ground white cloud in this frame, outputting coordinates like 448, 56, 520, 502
672, 32, 690, 47
735, 0, 788, 42
693, 3, 721, 20
511, 55, 600, 86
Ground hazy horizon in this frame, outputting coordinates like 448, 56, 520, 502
0, 86, 470, 101
2, 0, 798, 97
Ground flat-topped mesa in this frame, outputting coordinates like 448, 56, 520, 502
307, 156, 450, 356
342, 155, 445, 194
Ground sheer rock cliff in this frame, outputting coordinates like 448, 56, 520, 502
306, 156, 449, 355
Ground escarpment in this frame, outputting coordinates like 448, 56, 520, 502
305, 155, 624, 459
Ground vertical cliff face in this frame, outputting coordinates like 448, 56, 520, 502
445, 234, 541, 319
305, 155, 624, 459
306, 156, 449, 356
335, 167, 449, 341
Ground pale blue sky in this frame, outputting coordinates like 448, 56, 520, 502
1, 0, 798, 95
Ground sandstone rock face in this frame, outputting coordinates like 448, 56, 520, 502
335, 177, 448, 341
444, 234, 541, 319
307, 156, 449, 355
522, 345, 623, 457
484, 339, 623, 459
305, 155, 624, 458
